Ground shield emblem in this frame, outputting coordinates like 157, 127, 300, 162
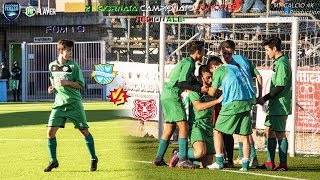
91, 63, 117, 84
132, 99, 157, 121
3, 2, 21, 22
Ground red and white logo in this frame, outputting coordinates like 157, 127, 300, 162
132, 99, 157, 121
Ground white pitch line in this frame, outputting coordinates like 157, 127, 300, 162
129, 160, 306, 180
223, 170, 306, 180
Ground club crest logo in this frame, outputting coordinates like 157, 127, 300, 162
132, 99, 157, 121
91, 63, 117, 85
3, 2, 21, 22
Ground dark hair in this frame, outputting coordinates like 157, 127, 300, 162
206, 56, 223, 66
57, 39, 74, 52
198, 65, 211, 77
218, 40, 235, 52
189, 41, 205, 55
262, 36, 282, 51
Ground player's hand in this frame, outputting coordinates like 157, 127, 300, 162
48, 86, 55, 94
256, 97, 265, 106
201, 85, 209, 94
57, 79, 70, 86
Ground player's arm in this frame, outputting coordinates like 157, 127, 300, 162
257, 63, 287, 105
192, 95, 223, 112
249, 61, 263, 99
208, 67, 225, 97
48, 67, 55, 94
177, 61, 208, 93
59, 80, 83, 89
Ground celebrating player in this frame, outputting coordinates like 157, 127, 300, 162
169, 64, 223, 168
44, 39, 98, 172
206, 56, 253, 171
257, 36, 292, 171
152, 41, 209, 168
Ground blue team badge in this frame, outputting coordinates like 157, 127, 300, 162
2, 2, 21, 22
91, 63, 117, 84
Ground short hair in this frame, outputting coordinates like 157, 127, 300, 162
218, 40, 235, 52
198, 65, 211, 76
57, 39, 74, 52
206, 56, 223, 66
262, 36, 282, 51
189, 41, 205, 55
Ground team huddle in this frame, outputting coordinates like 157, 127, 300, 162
153, 37, 292, 171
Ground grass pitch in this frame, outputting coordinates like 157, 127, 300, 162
0, 102, 135, 179
127, 136, 320, 180
1, 102, 320, 180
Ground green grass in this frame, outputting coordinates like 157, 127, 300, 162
0, 102, 136, 179
1, 102, 320, 180
127, 136, 320, 180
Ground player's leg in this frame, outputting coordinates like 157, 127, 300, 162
44, 107, 66, 172
273, 116, 288, 171
154, 90, 183, 166
176, 121, 195, 168
45, 126, 60, 171
261, 115, 277, 170
187, 141, 206, 167
249, 134, 259, 167
207, 129, 224, 169
155, 123, 176, 166
79, 128, 98, 171
68, 102, 98, 171
234, 134, 243, 165
236, 111, 253, 171
223, 134, 234, 168
200, 133, 214, 168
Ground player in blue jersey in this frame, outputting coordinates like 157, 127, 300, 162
209, 40, 262, 167
206, 56, 253, 171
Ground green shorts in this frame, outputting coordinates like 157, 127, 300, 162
215, 111, 252, 135
264, 115, 288, 132
190, 127, 214, 155
161, 88, 186, 123
48, 102, 89, 129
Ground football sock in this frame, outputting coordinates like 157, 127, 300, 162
187, 148, 195, 159
250, 143, 257, 159
278, 138, 288, 164
215, 154, 224, 168
48, 137, 57, 162
238, 142, 243, 158
267, 138, 277, 162
156, 139, 169, 160
178, 138, 188, 160
84, 133, 97, 160
187, 148, 200, 165
242, 158, 250, 171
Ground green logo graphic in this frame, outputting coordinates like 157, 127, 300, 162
25, 6, 35, 17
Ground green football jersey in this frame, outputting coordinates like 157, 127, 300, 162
49, 60, 85, 108
163, 57, 196, 97
188, 91, 214, 133
268, 55, 292, 115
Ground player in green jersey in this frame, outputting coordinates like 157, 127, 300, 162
153, 41, 209, 168
168, 65, 223, 168
257, 36, 292, 171
44, 40, 98, 172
